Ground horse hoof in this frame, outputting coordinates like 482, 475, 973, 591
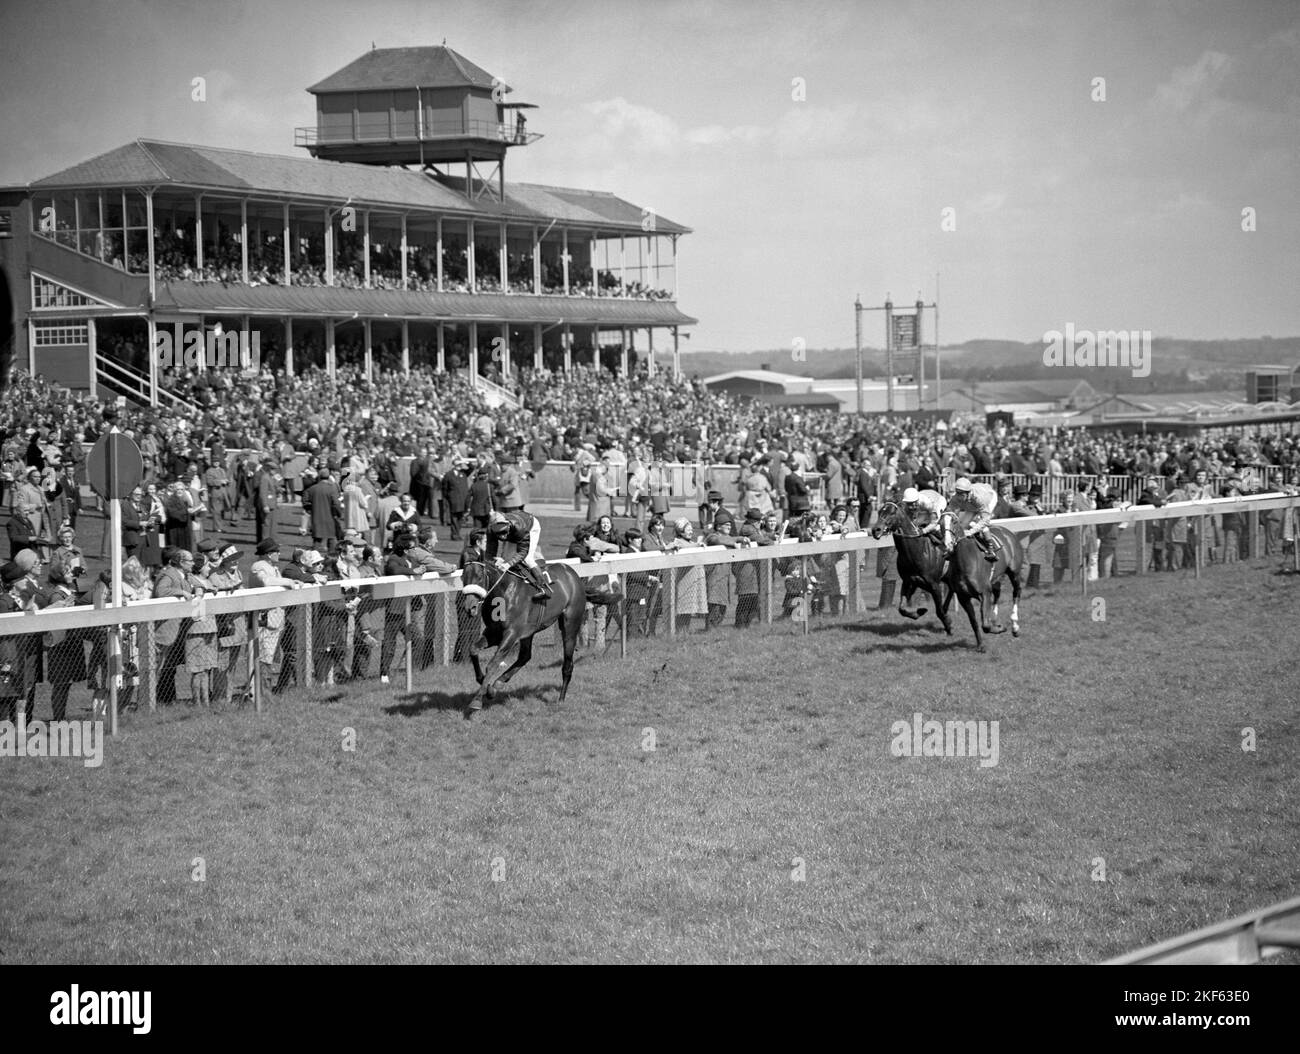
1011, 625, 1020, 638
899, 607, 919, 620
915, 607, 927, 617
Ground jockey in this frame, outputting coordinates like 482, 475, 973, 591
947, 477, 1001, 561
487, 508, 552, 602
901, 486, 947, 540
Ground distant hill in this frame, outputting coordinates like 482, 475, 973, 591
674, 337, 1300, 394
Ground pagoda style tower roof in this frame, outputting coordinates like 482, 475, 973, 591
307, 45, 505, 95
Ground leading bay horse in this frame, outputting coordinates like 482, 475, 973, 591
870, 501, 954, 635
459, 557, 618, 719
939, 511, 1024, 652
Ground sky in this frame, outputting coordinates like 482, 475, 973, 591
1, 0, 1298, 352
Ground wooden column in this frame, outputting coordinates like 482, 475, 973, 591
620, 327, 628, 376
532, 225, 540, 294
469, 321, 478, 380
195, 194, 204, 271
499, 221, 508, 291
436, 321, 445, 372
145, 189, 156, 303
563, 323, 572, 373
672, 325, 681, 380
401, 214, 408, 287
282, 203, 290, 284
324, 208, 333, 286
562, 229, 570, 294
363, 318, 373, 384
436, 217, 443, 292
533, 323, 543, 371
647, 328, 656, 378
326, 318, 336, 380
362, 210, 370, 287
87, 317, 97, 400
240, 199, 248, 283
284, 317, 294, 377
401, 319, 410, 375
620, 233, 626, 294
467, 220, 476, 292
501, 321, 510, 380
672, 233, 679, 300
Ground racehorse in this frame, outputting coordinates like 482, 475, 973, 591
458, 557, 618, 719
870, 501, 954, 635
939, 511, 1024, 651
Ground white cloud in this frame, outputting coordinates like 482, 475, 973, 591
584, 96, 682, 153
685, 124, 769, 146
1154, 50, 1230, 112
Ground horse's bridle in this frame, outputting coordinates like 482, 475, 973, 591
462, 556, 532, 600
873, 500, 923, 539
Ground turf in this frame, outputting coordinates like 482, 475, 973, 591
1, 560, 1297, 963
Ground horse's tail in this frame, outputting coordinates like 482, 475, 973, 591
581, 567, 623, 606
584, 577, 622, 606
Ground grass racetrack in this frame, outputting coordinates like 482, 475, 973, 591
2, 559, 1297, 963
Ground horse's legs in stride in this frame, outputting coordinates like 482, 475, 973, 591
466, 634, 520, 715
958, 593, 984, 651
1008, 566, 1022, 637
469, 649, 486, 686
899, 580, 921, 619
497, 635, 535, 689
557, 612, 579, 704
927, 584, 951, 634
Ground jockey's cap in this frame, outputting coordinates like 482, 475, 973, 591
954, 477, 973, 493
902, 487, 920, 503
488, 520, 511, 536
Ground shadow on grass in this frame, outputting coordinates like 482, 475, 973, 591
851, 639, 981, 655
821, 619, 949, 637
384, 681, 558, 717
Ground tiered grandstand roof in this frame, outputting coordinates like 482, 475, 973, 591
31, 139, 690, 233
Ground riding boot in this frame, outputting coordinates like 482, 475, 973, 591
878, 580, 896, 609
525, 565, 552, 603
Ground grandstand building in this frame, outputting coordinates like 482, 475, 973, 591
0, 45, 695, 408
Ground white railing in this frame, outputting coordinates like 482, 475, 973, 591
471, 371, 521, 410
95, 352, 200, 415
2, 493, 1296, 729
1104, 893, 1300, 964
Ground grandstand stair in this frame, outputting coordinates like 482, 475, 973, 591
95, 352, 199, 416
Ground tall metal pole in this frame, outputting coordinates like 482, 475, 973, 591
916, 297, 925, 413
854, 295, 863, 416
885, 298, 895, 413
934, 273, 941, 410
107, 426, 123, 738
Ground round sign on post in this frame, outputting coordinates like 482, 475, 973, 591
87, 430, 145, 501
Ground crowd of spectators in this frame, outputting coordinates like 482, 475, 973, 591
2, 360, 1297, 716
124, 223, 674, 299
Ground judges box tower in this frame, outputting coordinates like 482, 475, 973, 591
295, 44, 541, 201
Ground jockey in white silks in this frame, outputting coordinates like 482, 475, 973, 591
946, 477, 1002, 561
901, 486, 947, 539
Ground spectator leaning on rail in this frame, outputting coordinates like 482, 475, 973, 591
947, 477, 1001, 560
702, 508, 743, 630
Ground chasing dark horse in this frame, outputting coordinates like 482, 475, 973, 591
939, 510, 1024, 651
458, 557, 618, 719
872, 502, 1025, 651
871, 500, 954, 635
